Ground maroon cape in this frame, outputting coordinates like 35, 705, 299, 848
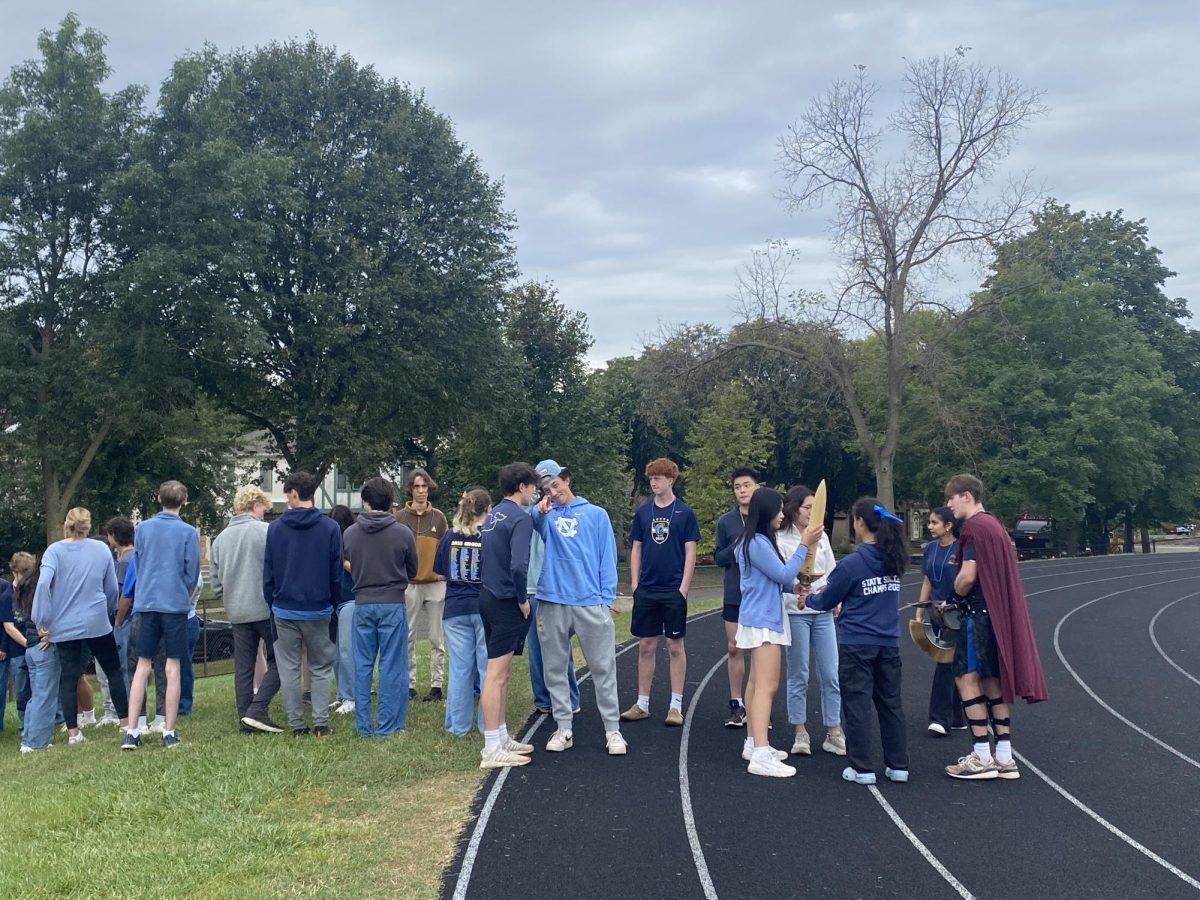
957, 511, 1049, 704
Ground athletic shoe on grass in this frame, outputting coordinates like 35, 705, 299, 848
748, 755, 797, 778
480, 747, 531, 769
725, 701, 747, 728
664, 708, 684, 727
842, 767, 877, 785
545, 730, 574, 752
885, 767, 909, 783
619, 703, 649, 722
605, 731, 628, 756
313, 725, 333, 738
995, 758, 1020, 780
121, 733, 141, 751
241, 716, 284, 734
423, 687, 443, 702
78, 709, 97, 727
504, 737, 534, 754
97, 714, 122, 727
162, 732, 181, 748
68, 732, 86, 745
148, 716, 166, 734
292, 727, 311, 736
823, 732, 847, 755
945, 753, 999, 780
791, 732, 811, 755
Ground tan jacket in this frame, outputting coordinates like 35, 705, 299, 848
395, 502, 448, 583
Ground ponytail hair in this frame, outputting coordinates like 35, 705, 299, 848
453, 488, 492, 536
930, 505, 958, 537
852, 497, 908, 576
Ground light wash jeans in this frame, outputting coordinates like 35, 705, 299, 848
353, 603, 409, 737
335, 601, 355, 702
785, 612, 842, 727
527, 593, 579, 711
442, 613, 486, 736
23, 643, 61, 749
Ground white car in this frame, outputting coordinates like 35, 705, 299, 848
1173, 524, 1194, 535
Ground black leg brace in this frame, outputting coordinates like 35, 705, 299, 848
986, 696, 1010, 739
963, 695, 990, 739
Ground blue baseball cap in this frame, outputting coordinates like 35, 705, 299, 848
535, 459, 563, 486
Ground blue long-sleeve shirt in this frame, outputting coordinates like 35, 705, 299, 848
133, 512, 200, 614
32, 538, 117, 641
479, 499, 532, 602
530, 496, 617, 607
736, 534, 808, 632
807, 542, 900, 646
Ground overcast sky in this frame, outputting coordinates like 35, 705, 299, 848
3, 1, 1197, 363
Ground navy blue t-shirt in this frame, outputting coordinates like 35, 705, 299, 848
0, 580, 19, 657
921, 539, 959, 603
628, 498, 701, 592
434, 529, 484, 619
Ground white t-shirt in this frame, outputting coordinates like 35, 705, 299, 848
776, 526, 837, 616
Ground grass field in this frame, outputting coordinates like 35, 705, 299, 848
0, 596, 722, 899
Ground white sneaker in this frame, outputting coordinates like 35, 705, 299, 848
927, 722, 948, 735
78, 709, 97, 727
19, 744, 50, 753
605, 731, 628, 756
479, 747, 531, 769
334, 701, 356, 715
545, 730, 574, 752
504, 737, 534, 754
96, 714, 121, 728
791, 732, 811, 755
68, 732, 86, 745
149, 717, 166, 734
743, 738, 787, 761
748, 754, 797, 777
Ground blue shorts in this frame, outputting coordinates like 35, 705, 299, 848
134, 611, 188, 660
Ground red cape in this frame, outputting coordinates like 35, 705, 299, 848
957, 511, 1049, 704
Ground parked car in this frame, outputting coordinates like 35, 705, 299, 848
1173, 524, 1195, 535
1010, 516, 1057, 559
194, 617, 235, 663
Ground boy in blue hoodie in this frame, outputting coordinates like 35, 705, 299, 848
531, 460, 627, 757
264, 471, 343, 737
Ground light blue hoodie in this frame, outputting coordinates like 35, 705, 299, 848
133, 511, 201, 614
530, 496, 617, 607
32, 538, 118, 641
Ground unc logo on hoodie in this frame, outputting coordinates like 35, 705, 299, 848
555, 516, 579, 538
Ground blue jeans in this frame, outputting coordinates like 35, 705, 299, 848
443, 614, 486, 736
335, 601, 355, 702
179, 615, 201, 714
527, 594, 578, 710
353, 603, 409, 736
113, 620, 131, 693
11, 654, 30, 724
23, 643, 61, 749
785, 612, 842, 727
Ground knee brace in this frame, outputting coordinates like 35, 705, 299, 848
986, 696, 1010, 738
963, 695, 990, 736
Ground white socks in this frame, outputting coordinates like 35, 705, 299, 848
974, 740, 993, 763
484, 729, 501, 753
669, 693, 683, 711
636, 695, 650, 712
499, 723, 509, 745
994, 739, 1013, 764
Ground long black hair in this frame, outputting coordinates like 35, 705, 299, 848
738, 487, 784, 568
930, 505, 958, 538
853, 497, 908, 576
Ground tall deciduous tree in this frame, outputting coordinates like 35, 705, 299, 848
736, 53, 1045, 507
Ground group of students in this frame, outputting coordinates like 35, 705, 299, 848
2, 459, 1046, 786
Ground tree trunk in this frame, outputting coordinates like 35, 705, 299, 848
1123, 508, 1135, 554
1140, 526, 1151, 554
873, 454, 896, 511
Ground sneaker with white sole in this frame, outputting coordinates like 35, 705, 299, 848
96, 714, 122, 728
885, 767, 909, 783
994, 758, 1020, 780
724, 701, 747, 728
68, 731, 86, 745
791, 732, 811, 755
822, 732, 847, 756
743, 740, 788, 762
148, 716, 166, 734
945, 753, 999, 780
927, 722, 948, 735
605, 731, 628, 756
748, 755, 797, 777
78, 709, 97, 727
504, 737, 534, 754
480, 747, 530, 769
334, 701, 356, 715
545, 730, 574, 752
842, 767, 877, 784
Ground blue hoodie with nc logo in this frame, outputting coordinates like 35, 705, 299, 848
530, 496, 617, 607
263, 506, 343, 620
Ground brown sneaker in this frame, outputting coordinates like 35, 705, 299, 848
945, 752, 998, 780
664, 708, 684, 727
994, 757, 1020, 780
620, 703, 650, 721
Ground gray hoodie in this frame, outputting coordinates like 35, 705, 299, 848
343, 511, 418, 604
209, 513, 270, 623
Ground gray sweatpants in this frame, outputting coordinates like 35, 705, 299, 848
273, 617, 335, 729
536, 600, 620, 733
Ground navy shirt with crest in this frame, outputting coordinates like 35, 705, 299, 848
628, 498, 701, 591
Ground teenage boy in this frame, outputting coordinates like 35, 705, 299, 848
123, 481, 200, 750
264, 471, 342, 737
343, 477, 418, 737
477, 462, 539, 768
943, 474, 1048, 780
396, 468, 448, 702
209, 486, 281, 734
98, 516, 135, 726
523, 499, 580, 716
621, 458, 699, 726
713, 468, 760, 727
532, 459, 627, 757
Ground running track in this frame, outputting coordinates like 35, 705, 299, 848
443, 554, 1200, 899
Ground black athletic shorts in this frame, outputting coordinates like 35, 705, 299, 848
631, 588, 687, 639
952, 609, 1001, 679
479, 587, 528, 659
134, 610, 188, 660
721, 603, 740, 624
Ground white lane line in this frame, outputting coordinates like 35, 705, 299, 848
1053, 575, 1200, 770
867, 787, 976, 899
1015, 751, 1200, 891
678, 654, 727, 900
1148, 593, 1200, 688
452, 608, 721, 900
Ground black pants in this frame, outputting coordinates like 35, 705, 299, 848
839, 644, 909, 773
58, 635, 128, 727
929, 662, 965, 728
233, 619, 281, 720
126, 615, 167, 718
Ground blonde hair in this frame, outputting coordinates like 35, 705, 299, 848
453, 489, 492, 536
9, 551, 37, 578
63, 507, 92, 539
233, 485, 271, 513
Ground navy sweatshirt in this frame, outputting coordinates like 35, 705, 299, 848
806, 542, 900, 646
263, 506, 343, 620
479, 499, 532, 602
713, 508, 744, 605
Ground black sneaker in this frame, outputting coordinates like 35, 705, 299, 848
162, 732, 181, 749
292, 727, 311, 736
423, 687, 444, 702
241, 715, 284, 734
239, 723, 255, 734
725, 701, 747, 729
121, 732, 142, 751
313, 725, 333, 738
409, 688, 417, 700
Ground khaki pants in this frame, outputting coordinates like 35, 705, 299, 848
406, 581, 446, 689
